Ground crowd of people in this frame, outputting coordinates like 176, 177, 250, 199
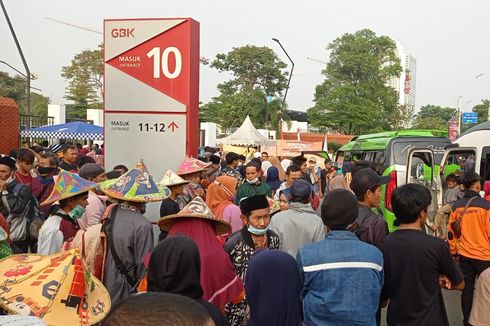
0, 144, 489, 326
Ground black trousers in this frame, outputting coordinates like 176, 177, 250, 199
459, 255, 490, 325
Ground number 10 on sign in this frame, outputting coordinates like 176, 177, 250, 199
147, 47, 182, 79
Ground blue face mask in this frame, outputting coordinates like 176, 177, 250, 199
247, 224, 269, 236
68, 205, 85, 220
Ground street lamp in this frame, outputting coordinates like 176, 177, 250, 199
272, 38, 294, 132
0, 60, 40, 91
457, 73, 484, 134
1, 0, 32, 124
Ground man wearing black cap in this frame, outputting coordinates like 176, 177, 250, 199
224, 194, 280, 326
351, 168, 389, 249
297, 189, 383, 326
0, 156, 34, 253
270, 179, 324, 257
205, 154, 221, 184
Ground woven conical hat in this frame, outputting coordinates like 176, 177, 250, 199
41, 170, 97, 206
0, 249, 111, 325
99, 161, 170, 202
160, 169, 189, 187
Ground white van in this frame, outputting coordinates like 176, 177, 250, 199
405, 121, 490, 223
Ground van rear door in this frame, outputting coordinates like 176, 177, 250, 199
405, 148, 438, 234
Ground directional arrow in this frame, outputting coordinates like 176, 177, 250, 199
168, 121, 179, 132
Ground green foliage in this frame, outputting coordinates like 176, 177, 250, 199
412, 105, 455, 130
200, 45, 289, 132
61, 44, 103, 110
30, 92, 50, 116
0, 71, 26, 110
461, 99, 490, 132
0, 71, 50, 115
308, 29, 403, 135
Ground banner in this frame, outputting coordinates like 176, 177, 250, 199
261, 140, 323, 157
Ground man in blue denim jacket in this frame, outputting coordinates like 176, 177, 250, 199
297, 189, 384, 326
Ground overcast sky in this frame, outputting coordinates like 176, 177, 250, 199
1, 0, 489, 114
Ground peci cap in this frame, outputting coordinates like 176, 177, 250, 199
0, 156, 16, 170
290, 179, 312, 198
321, 189, 359, 229
350, 168, 390, 198
239, 195, 270, 216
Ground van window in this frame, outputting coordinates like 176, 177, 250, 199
480, 147, 490, 181
392, 141, 447, 165
442, 150, 477, 176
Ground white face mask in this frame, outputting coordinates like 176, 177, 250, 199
247, 178, 259, 184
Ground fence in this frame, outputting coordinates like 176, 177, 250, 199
19, 114, 54, 146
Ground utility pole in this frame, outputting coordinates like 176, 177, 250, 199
1, 0, 31, 126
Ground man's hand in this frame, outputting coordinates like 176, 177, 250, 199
439, 274, 452, 290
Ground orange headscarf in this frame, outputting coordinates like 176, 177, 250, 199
206, 176, 238, 219
269, 156, 286, 181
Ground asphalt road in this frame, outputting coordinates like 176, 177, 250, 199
381, 290, 463, 325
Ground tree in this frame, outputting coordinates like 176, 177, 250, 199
61, 44, 103, 111
412, 105, 455, 130
200, 45, 289, 132
0, 71, 50, 115
308, 29, 403, 135
0, 71, 27, 110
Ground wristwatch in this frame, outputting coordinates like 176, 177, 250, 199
1, 190, 8, 196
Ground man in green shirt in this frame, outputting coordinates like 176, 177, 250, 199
235, 161, 272, 205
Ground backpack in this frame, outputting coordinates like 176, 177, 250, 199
3, 183, 42, 242
65, 204, 140, 288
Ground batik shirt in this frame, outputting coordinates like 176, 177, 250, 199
218, 167, 243, 184
224, 227, 280, 326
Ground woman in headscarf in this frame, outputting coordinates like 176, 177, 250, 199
268, 156, 286, 181
206, 176, 243, 233
160, 198, 244, 312
266, 167, 282, 195
147, 235, 229, 326
245, 250, 303, 326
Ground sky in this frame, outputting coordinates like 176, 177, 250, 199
1, 0, 489, 115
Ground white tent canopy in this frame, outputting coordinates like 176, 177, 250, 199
216, 116, 275, 146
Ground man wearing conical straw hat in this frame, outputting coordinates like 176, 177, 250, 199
158, 169, 189, 241
98, 160, 170, 305
37, 170, 97, 255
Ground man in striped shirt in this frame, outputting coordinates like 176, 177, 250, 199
297, 189, 383, 326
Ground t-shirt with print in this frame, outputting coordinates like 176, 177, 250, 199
381, 229, 463, 326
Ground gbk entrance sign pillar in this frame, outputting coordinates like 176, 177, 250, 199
103, 18, 200, 173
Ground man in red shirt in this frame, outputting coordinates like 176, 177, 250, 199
14, 149, 36, 189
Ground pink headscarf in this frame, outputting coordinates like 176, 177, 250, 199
168, 219, 243, 311
483, 181, 490, 200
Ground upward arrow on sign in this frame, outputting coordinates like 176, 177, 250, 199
168, 121, 179, 132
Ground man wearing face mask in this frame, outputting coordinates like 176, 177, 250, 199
0, 156, 34, 253
224, 194, 280, 326
32, 152, 60, 219
77, 163, 108, 230
37, 170, 96, 255
234, 161, 272, 205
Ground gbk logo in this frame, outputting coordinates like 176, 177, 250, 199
111, 28, 135, 38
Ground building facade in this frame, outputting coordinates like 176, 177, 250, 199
388, 40, 417, 110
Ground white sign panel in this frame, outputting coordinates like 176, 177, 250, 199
104, 113, 186, 176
